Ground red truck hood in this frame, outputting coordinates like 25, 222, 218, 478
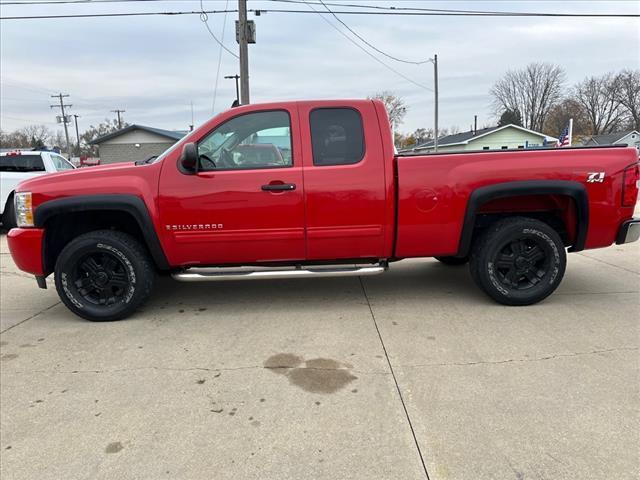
16, 162, 137, 192
16, 161, 161, 207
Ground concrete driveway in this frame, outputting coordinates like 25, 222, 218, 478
1, 234, 638, 480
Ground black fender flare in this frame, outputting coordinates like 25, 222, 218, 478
34, 194, 170, 270
457, 180, 589, 257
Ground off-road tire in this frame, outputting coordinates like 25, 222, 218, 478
469, 217, 566, 306
434, 255, 469, 266
2, 194, 16, 230
54, 230, 155, 321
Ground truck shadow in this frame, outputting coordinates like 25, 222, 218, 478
146, 259, 488, 315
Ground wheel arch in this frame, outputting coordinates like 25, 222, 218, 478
35, 194, 170, 274
457, 180, 589, 257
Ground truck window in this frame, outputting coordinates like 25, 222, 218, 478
197, 110, 292, 171
50, 153, 75, 171
0, 154, 45, 172
309, 108, 365, 166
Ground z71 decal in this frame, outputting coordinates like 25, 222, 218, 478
587, 172, 605, 183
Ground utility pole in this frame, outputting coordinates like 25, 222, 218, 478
432, 54, 439, 153
50, 93, 71, 155
238, 0, 250, 104
72, 114, 81, 156
111, 109, 125, 129
225, 74, 241, 105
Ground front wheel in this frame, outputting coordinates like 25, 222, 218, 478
469, 217, 566, 306
54, 230, 155, 321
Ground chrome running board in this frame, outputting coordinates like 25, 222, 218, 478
172, 263, 387, 282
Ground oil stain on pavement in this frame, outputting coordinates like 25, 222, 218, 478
105, 442, 124, 454
264, 353, 357, 394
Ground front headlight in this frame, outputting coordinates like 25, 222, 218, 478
15, 192, 34, 227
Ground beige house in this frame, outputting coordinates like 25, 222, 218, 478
408, 124, 557, 154
90, 125, 187, 164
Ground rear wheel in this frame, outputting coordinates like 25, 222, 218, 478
469, 217, 566, 306
54, 230, 155, 321
434, 256, 468, 266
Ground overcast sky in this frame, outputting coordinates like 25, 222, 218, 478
1, 0, 638, 137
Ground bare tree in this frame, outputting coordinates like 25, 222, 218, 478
20, 124, 52, 148
80, 118, 128, 155
0, 125, 52, 149
490, 63, 566, 131
573, 73, 623, 135
412, 128, 429, 144
543, 99, 590, 138
368, 91, 407, 128
51, 130, 67, 150
614, 69, 640, 130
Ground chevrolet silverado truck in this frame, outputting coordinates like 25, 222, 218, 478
6, 100, 640, 321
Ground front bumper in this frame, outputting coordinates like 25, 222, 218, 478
7, 228, 45, 276
616, 218, 640, 245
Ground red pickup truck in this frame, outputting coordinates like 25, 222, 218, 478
7, 99, 640, 321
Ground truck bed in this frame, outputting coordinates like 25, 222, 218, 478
394, 145, 639, 258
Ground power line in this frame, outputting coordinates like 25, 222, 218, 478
317, 0, 430, 65
0, 0, 174, 4
199, 0, 238, 59
0, 80, 55, 95
301, 0, 432, 92
269, 0, 640, 17
211, 0, 230, 113
1, 114, 58, 125
0, 8, 236, 20
2, 0, 638, 17
256, 8, 640, 18
3, 7, 638, 20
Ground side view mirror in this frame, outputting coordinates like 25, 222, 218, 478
180, 142, 198, 172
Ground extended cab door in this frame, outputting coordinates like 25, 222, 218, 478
158, 107, 305, 266
298, 101, 388, 260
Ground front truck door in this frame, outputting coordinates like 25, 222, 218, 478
298, 102, 388, 260
158, 107, 305, 266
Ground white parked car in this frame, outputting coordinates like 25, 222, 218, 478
0, 150, 75, 229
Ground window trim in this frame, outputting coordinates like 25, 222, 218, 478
192, 109, 295, 174
309, 106, 366, 167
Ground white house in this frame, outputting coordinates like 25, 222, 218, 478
583, 130, 640, 150
408, 124, 557, 153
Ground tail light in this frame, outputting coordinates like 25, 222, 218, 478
622, 163, 639, 207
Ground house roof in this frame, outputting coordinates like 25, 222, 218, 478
412, 124, 556, 150
584, 130, 639, 146
89, 125, 188, 145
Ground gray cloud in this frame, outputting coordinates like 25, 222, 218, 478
1, 0, 638, 136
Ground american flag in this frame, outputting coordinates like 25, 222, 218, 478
556, 119, 573, 147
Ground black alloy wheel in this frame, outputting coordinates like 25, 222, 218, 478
54, 230, 155, 321
73, 251, 131, 306
491, 238, 550, 291
469, 217, 567, 306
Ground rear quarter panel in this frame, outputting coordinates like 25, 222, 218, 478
395, 146, 639, 257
